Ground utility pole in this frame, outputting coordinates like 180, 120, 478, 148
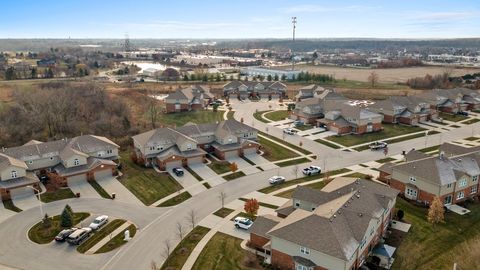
291, 17, 297, 71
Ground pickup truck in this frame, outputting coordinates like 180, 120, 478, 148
302, 166, 322, 176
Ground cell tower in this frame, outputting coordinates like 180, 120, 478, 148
124, 33, 132, 52
291, 17, 297, 71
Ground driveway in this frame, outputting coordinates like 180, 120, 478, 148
189, 163, 225, 187
96, 177, 144, 206
245, 154, 278, 170
69, 181, 101, 199
168, 169, 207, 196
226, 157, 260, 175
0, 203, 16, 224
12, 191, 42, 211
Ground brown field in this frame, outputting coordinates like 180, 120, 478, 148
289, 64, 480, 83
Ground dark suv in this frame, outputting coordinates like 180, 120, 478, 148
172, 167, 184, 176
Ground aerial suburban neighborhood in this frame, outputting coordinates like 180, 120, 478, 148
1, 1, 480, 270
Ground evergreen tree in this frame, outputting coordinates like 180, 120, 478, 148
31, 68, 37, 79
5, 67, 15, 80
267, 75, 272, 81
274, 74, 279, 81
60, 207, 73, 228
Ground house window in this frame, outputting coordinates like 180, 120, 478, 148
11, 170, 17, 178
409, 176, 416, 183
74, 158, 80, 166
98, 153, 102, 157
406, 187, 417, 198
458, 178, 467, 188
471, 186, 478, 194
295, 265, 312, 270
106, 149, 113, 154
447, 183, 452, 188
149, 146, 155, 151
50, 157, 54, 160
456, 191, 465, 200
186, 144, 192, 150
360, 238, 367, 249
473, 175, 478, 182
300, 246, 310, 255
29, 161, 33, 164
295, 202, 300, 208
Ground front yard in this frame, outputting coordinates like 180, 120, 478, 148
327, 124, 426, 147
119, 151, 182, 205
438, 112, 468, 122
207, 158, 232, 174
392, 198, 480, 270
258, 136, 299, 161
40, 188, 76, 203
263, 110, 290, 122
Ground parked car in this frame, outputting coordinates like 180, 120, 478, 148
66, 228, 92, 245
172, 167, 184, 177
283, 128, 297, 135
89, 215, 108, 230
457, 111, 469, 116
369, 141, 388, 150
39, 174, 49, 183
55, 228, 78, 242
269, 175, 286, 185
293, 120, 304, 127
318, 123, 327, 129
302, 165, 322, 176
234, 217, 253, 230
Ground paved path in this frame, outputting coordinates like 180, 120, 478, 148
97, 177, 144, 206
245, 154, 278, 170
69, 181, 102, 199
85, 221, 133, 255
226, 157, 260, 175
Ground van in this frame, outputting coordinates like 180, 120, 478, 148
66, 228, 92, 245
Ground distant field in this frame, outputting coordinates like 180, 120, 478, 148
284, 64, 479, 83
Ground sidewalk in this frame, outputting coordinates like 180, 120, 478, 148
84, 221, 133, 255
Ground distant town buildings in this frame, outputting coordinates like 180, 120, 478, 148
240, 67, 301, 80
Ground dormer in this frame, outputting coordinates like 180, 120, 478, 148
0, 154, 28, 181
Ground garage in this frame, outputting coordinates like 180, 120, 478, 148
243, 147, 257, 155
165, 160, 182, 169
9, 186, 34, 198
187, 156, 203, 166
223, 150, 239, 159
94, 169, 113, 181
67, 173, 88, 185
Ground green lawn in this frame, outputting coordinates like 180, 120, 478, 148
223, 171, 246, 181
95, 224, 137, 254
77, 219, 126, 253
158, 191, 192, 207
239, 198, 279, 209
463, 118, 480, 125
208, 159, 231, 174
258, 168, 351, 194
315, 139, 341, 149
28, 212, 90, 244
40, 188, 76, 203
213, 208, 235, 218
258, 132, 312, 155
258, 136, 299, 161
418, 145, 441, 153
157, 110, 227, 126
226, 111, 235, 120
3, 199, 22, 212
295, 124, 314, 131
119, 151, 182, 205
253, 110, 271, 123
162, 226, 211, 270
192, 232, 264, 270
88, 180, 112, 199
438, 112, 468, 122
392, 198, 480, 270
327, 124, 426, 147
464, 137, 479, 141
344, 172, 371, 179
275, 157, 310, 167
203, 182, 211, 189
263, 110, 290, 122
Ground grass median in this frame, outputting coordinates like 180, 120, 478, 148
77, 219, 126, 253
95, 224, 137, 254
28, 212, 90, 244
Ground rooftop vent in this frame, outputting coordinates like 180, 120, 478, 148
356, 194, 360, 198
358, 213, 363, 217
333, 214, 337, 218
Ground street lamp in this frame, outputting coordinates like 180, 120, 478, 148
424, 130, 429, 148
27, 185, 44, 219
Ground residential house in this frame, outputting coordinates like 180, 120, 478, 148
418, 88, 480, 113
318, 105, 383, 135
223, 81, 287, 99
132, 119, 260, 170
379, 143, 480, 205
290, 89, 347, 124
165, 85, 214, 113
0, 135, 119, 200
294, 85, 325, 101
249, 177, 398, 270
368, 96, 437, 126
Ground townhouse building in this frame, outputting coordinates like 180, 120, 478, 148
368, 96, 437, 126
223, 81, 287, 99
164, 85, 213, 113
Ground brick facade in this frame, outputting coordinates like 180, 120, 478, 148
271, 249, 294, 270
250, 234, 270, 250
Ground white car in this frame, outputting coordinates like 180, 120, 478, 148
269, 175, 286, 185
283, 128, 297, 135
302, 166, 322, 176
234, 217, 253, 230
89, 215, 109, 230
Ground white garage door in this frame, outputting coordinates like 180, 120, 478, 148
223, 150, 239, 159
94, 169, 112, 181
165, 160, 182, 169
10, 186, 34, 198
67, 174, 87, 185
243, 148, 257, 155
187, 156, 203, 165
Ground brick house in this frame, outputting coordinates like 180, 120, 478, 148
368, 96, 437, 126
418, 88, 480, 114
249, 177, 398, 270
132, 120, 260, 170
290, 89, 347, 124
379, 143, 480, 205
0, 135, 119, 200
294, 84, 325, 101
317, 105, 383, 135
223, 81, 287, 99
165, 85, 213, 113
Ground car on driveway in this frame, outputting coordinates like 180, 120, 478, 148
369, 141, 388, 150
66, 227, 92, 245
269, 175, 286, 185
293, 120, 304, 127
302, 165, 322, 176
172, 167, 184, 176
55, 228, 78, 242
89, 215, 108, 230
283, 128, 297, 135
457, 111, 469, 116
234, 217, 253, 230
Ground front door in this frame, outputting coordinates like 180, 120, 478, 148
444, 195, 452, 205
366, 123, 373, 133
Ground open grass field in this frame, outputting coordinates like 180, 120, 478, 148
119, 151, 182, 205
156, 110, 227, 127
392, 198, 480, 270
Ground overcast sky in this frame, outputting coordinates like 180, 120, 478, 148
1, 0, 479, 39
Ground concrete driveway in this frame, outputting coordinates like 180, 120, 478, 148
0, 203, 16, 224
226, 157, 260, 175
12, 191, 43, 211
245, 154, 278, 170
69, 181, 101, 199
168, 169, 206, 196
96, 177, 144, 206
189, 163, 225, 187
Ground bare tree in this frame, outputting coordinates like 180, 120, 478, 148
162, 239, 172, 259
218, 190, 227, 208
368, 71, 379, 88
292, 164, 299, 179
186, 209, 197, 229
176, 221, 184, 240
147, 97, 160, 129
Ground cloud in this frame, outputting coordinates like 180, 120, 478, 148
279, 4, 374, 14
413, 11, 480, 21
